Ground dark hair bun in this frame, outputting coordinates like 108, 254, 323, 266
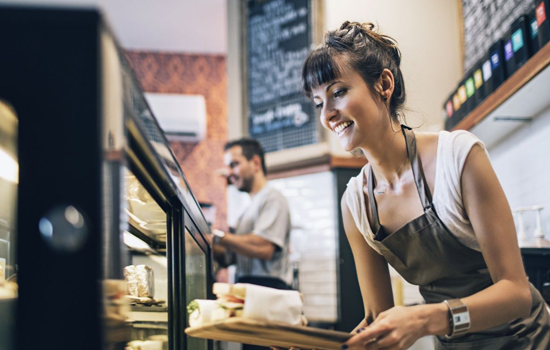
302, 20, 406, 120
339, 20, 374, 33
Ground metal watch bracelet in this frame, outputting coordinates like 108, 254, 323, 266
443, 299, 470, 339
212, 229, 226, 245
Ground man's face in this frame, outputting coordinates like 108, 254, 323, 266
224, 146, 255, 193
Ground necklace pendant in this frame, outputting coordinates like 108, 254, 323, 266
375, 191, 385, 195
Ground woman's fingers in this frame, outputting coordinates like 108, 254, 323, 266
342, 338, 379, 350
342, 322, 391, 349
374, 331, 403, 349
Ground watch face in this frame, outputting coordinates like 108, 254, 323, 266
453, 312, 470, 325
444, 299, 470, 338
213, 229, 225, 238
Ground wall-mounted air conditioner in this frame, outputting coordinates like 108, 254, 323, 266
144, 93, 207, 142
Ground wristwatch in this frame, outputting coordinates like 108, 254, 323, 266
212, 229, 226, 245
443, 299, 470, 339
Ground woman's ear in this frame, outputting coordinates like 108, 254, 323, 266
379, 69, 395, 101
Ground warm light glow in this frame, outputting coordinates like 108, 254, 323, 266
0, 147, 18, 183
123, 231, 152, 251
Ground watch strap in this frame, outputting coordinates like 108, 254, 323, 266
212, 229, 226, 245
443, 299, 470, 339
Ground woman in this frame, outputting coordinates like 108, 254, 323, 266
300, 21, 550, 349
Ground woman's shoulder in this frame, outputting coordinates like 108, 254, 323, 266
416, 129, 484, 154
438, 129, 483, 148
343, 165, 368, 207
415, 131, 440, 150
414, 131, 440, 168
345, 163, 368, 187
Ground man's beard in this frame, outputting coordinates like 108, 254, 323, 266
237, 175, 254, 193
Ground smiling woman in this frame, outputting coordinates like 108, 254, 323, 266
298, 21, 550, 350
302, 21, 407, 156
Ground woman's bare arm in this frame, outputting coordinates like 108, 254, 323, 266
345, 144, 532, 349
341, 190, 394, 328
457, 144, 531, 331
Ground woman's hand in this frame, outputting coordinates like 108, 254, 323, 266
342, 305, 438, 350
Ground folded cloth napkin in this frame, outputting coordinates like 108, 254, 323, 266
187, 283, 305, 327
242, 284, 303, 326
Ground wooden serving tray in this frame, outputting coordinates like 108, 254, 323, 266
185, 317, 352, 350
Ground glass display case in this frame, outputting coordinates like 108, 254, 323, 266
0, 5, 212, 350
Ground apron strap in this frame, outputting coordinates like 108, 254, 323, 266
367, 165, 381, 233
401, 125, 433, 210
367, 125, 433, 229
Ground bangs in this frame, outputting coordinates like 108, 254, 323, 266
302, 47, 342, 97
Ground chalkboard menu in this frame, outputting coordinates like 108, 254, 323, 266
246, 0, 320, 153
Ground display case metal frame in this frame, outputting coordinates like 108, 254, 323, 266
0, 5, 212, 350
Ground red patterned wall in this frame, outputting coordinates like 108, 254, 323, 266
126, 51, 228, 230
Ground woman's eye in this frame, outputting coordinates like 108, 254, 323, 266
334, 88, 347, 98
314, 102, 323, 110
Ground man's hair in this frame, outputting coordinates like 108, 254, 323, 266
224, 138, 267, 175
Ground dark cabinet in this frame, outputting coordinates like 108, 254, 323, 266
521, 248, 550, 304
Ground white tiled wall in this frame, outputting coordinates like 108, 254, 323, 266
269, 172, 339, 323
489, 108, 550, 245
225, 172, 339, 322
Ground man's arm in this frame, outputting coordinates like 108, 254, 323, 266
211, 242, 235, 268
204, 231, 275, 261
215, 232, 276, 260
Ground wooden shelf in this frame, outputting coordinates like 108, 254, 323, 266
453, 41, 550, 148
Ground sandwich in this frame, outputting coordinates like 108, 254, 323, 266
187, 283, 307, 327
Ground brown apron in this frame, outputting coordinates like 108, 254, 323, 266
366, 125, 550, 349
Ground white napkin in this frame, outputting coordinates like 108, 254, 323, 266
242, 284, 303, 326
188, 299, 219, 327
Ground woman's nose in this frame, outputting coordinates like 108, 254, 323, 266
321, 101, 338, 124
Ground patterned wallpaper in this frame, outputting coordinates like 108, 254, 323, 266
126, 51, 228, 230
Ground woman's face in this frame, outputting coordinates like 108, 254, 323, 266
311, 65, 388, 152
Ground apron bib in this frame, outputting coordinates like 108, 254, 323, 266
365, 125, 550, 349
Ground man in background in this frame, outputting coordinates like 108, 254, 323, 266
208, 138, 292, 293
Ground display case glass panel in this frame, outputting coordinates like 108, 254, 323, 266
0, 6, 212, 350
185, 228, 208, 350
0, 100, 17, 350
122, 169, 169, 350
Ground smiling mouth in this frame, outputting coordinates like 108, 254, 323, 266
335, 121, 354, 134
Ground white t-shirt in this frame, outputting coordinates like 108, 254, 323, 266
345, 130, 486, 254
234, 186, 293, 285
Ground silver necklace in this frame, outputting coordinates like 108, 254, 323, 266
375, 156, 408, 195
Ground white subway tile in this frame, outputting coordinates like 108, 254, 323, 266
303, 295, 338, 306
489, 108, 550, 244
299, 282, 337, 295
